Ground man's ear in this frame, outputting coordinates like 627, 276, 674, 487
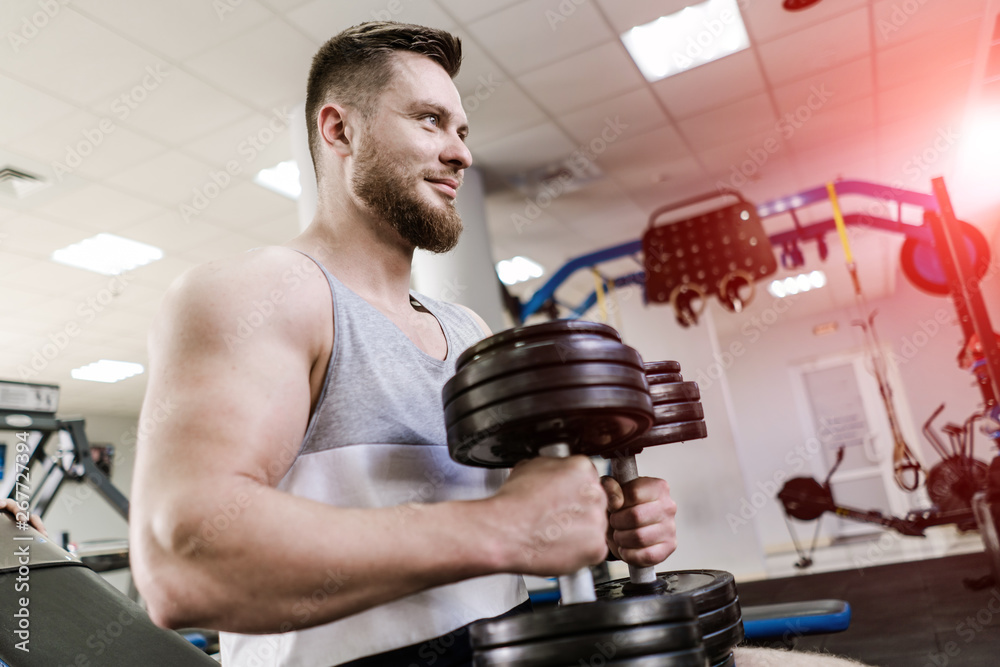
318, 103, 354, 158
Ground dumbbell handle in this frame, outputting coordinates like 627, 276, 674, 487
538, 443, 597, 605
609, 454, 658, 586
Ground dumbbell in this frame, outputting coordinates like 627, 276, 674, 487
597, 362, 743, 667
444, 321, 713, 665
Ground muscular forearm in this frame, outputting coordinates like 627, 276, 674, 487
132, 479, 509, 633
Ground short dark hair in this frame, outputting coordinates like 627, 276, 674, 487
305, 21, 463, 177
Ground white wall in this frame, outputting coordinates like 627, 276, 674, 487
718, 253, 1000, 552
608, 288, 768, 579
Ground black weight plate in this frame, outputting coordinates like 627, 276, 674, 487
598, 647, 709, 667
644, 360, 682, 375
711, 653, 735, 667
448, 386, 654, 467
445, 337, 646, 398
621, 421, 708, 453
703, 620, 744, 664
470, 596, 696, 649
445, 363, 648, 427
457, 320, 621, 370
473, 621, 702, 667
699, 598, 742, 637
647, 372, 683, 385
650, 382, 700, 404
654, 401, 704, 424
596, 571, 738, 615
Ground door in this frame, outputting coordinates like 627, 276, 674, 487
791, 351, 916, 539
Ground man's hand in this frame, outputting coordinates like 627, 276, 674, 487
601, 475, 676, 567
1, 498, 48, 537
492, 456, 610, 577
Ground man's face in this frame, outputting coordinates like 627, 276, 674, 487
350, 52, 472, 254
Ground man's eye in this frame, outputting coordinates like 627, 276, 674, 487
423, 114, 439, 126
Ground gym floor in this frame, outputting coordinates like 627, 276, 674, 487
737, 551, 1000, 666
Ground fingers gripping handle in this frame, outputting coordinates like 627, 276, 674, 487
609, 454, 658, 586
538, 443, 597, 605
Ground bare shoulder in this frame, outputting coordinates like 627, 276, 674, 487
155, 246, 329, 350
454, 303, 493, 337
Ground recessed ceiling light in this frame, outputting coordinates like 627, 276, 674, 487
767, 270, 827, 298
71, 360, 144, 383
254, 160, 301, 200
496, 256, 544, 285
51, 233, 163, 276
620, 0, 751, 83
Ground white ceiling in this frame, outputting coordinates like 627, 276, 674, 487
0, 0, 998, 417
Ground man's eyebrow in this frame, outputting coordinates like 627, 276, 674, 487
409, 100, 469, 135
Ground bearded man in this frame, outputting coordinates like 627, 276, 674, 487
129, 21, 869, 667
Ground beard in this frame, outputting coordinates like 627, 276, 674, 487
351, 138, 463, 254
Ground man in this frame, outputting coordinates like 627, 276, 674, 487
130, 21, 673, 667
130, 21, 869, 667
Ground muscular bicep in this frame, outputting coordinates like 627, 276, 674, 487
135, 261, 322, 507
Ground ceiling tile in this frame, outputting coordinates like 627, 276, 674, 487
289, 0, 455, 43
116, 213, 231, 254
182, 109, 295, 177
872, 0, 987, 49
34, 184, 165, 232
697, 129, 785, 176
793, 129, 879, 185
560, 88, 667, 146
876, 16, 980, 91
184, 19, 318, 109
595, 0, 693, 34
106, 151, 217, 207
71, 0, 275, 61
178, 228, 267, 263
0, 9, 167, 107
464, 85, 548, 149
773, 56, 872, 115
247, 214, 300, 244
653, 49, 767, 120
878, 115, 964, 188
518, 40, 645, 115
128, 255, 198, 289
7, 110, 167, 182
473, 122, 577, 176
258, 0, 314, 13
741, 0, 867, 44
596, 125, 693, 179
181, 181, 297, 232
677, 93, 777, 152
0, 214, 91, 259
785, 96, 876, 153
0, 74, 77, 144
453, 33, 508, 100
466, 0, 614, 76
757, 8, 870, 87
87, 67, 255, 147
435, 0, 524, 24
878, 62, 973, 125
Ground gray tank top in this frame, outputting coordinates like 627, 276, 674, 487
220, 251, 527, 667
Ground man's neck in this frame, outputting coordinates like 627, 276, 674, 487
287, 208, 417, 315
